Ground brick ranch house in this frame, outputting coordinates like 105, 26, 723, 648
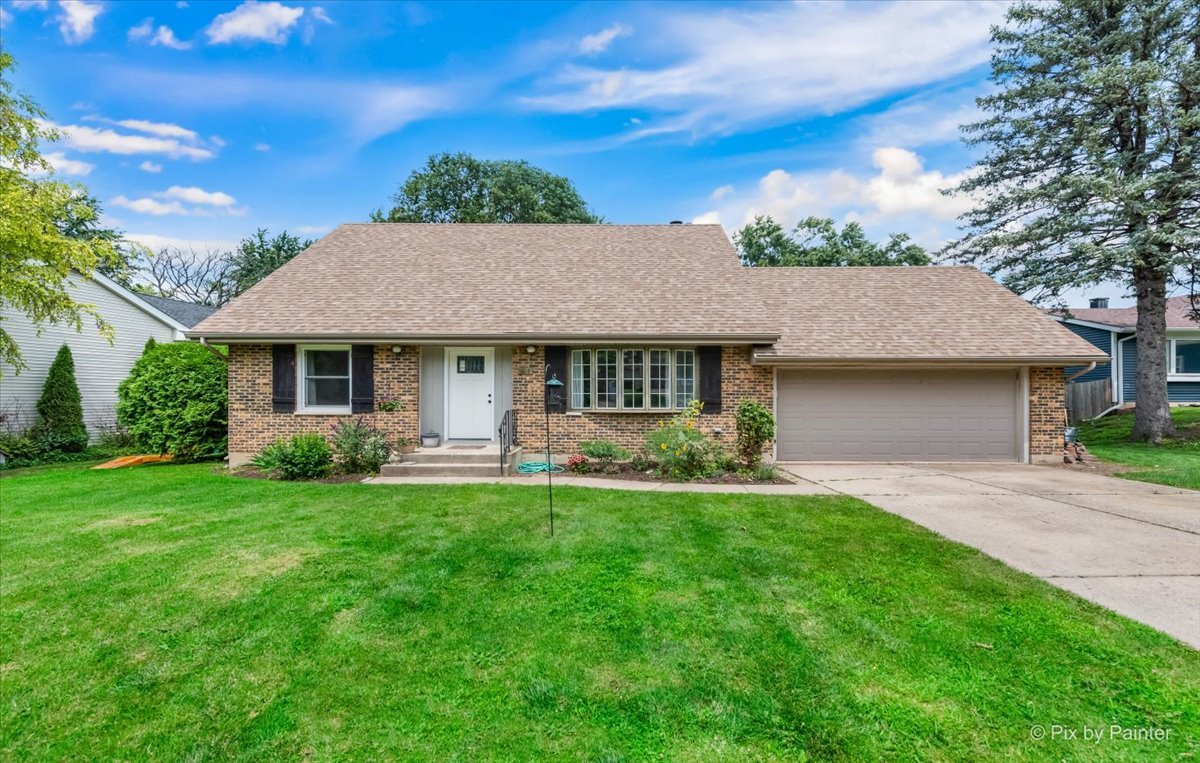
186, 224, 1107, 467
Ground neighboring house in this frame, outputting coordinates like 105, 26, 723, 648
188, 224, 1105, 466
0, 272, 216, 436
1050, 296, 1200, 406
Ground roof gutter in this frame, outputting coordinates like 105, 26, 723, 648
1064, 361, 1096, 383
186, 332, 783, 345
751, 354, 1111, 368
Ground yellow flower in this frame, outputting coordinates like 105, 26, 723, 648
686, 420, 693, 429
674, 450, 681, 456
659, 443, 667, 450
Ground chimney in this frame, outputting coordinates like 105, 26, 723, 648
1089, 297, 1109, 309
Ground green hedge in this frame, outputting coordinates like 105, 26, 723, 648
117, 343, 228, 461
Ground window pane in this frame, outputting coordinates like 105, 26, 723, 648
649, 349, 671, 408
571, 350, 591, 408
1175, 340, 1200, 374
309, 349, 349, 376
595, 350, 618, 408
675, 350, 695, 407
457, 355, 485, 374
622, 349, 644, 408
307, 378, 349, 406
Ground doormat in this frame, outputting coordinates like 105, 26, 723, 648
448, 445, 486, 450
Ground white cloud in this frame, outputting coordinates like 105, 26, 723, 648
153, 25, 190, 49
0, 7, 12, 25
301, 4, 332, 43
210, 135, 227, 147
112, 195, 189, 216
691, 147, 976, 237
858, 85, 986, 149
253, 142, 271, 152
44, 151, 94, 176
159, 185, 236, 206
56, 0, 104, 44
139, 160, 163, 173
175, 0, 188, 6
527, 2, 1006, 141
710, 184, 733, 202
205, 0, 305, 45
125, 233, 241, 252
51, 122, 215, 160
294, 224, 330, 234
309, 5, 331, 23
110, 118, 199, 142
579, 23, 630, 55
128, 17, 153, 40
11, 1, 50, 9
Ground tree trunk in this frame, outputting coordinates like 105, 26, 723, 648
1130, 265, 1175, 443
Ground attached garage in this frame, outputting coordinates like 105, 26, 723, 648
776, 369, 1021, 462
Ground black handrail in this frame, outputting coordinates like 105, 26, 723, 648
498, 409, 517, 476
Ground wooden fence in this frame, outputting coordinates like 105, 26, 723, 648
1065, 378, 1112, 424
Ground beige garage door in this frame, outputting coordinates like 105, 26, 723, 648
776, 369, 1020, 462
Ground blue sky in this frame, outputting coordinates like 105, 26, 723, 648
3, 0, 1124, 304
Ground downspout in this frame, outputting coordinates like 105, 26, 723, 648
198, 337, 228, 363
1065, 362, 1096, 384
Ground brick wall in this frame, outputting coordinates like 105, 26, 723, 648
227, 344, 420, 465
512, 345, 774, 457
1029, 366, 1066, 460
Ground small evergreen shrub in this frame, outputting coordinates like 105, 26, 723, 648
276, 433, 333, 480
331, 418, 392, 473
579, 439, 631, 470
117, 342, 227, 461
735, 400, 775, 468
29, 345, 88, 453
644, 400, 724, 480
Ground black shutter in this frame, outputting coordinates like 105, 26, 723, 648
697, 346, 722, 413
272, 344, 297, 412
351, 345, 375, 413
545, 345, 568, 413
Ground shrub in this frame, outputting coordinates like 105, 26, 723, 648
330, 417, 392, 473
117, 342, 227, 461
579, 439, 630, 470
735, 400, 775, 468
276, 433, 333, 480
29, 345, 88, 453
566, 454, 590, 473
250, 440, 288, 473
630, 451, 653, 472
644, 400, 724, 480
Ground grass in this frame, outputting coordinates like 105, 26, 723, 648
2, 463, 1198, 761
1077, 407, 1200, 490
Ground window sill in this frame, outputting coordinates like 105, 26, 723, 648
567, 408, 690, 415
1167, 375, 1200, 382
296, 407, 352, 416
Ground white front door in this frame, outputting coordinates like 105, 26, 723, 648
446, 347, 495, 440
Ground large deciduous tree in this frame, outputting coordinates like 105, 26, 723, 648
0, 52, 122, 374
225, 228, 313, 296
372, 153, 601, 223
735, 215, 931, 267
945, 0, 1199, 443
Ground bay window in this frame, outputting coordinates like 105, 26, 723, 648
568, 348, 698, 411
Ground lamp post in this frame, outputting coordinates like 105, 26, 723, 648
544, 366, 564, 537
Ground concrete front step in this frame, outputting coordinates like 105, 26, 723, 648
401, 447, 517, 465
380, 461, 510, 478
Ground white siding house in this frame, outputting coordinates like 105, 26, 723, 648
0, 272, 212, 438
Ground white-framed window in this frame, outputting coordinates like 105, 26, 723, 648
569, 348, 697, 411
1168, 338, 1200, 378
299, 344, 352, 413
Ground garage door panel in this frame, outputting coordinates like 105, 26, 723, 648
777, 370, 1019, 462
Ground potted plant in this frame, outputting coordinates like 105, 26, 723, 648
398, 436, 418, 454
420, 432, 440, 448
377, 396, 402, 412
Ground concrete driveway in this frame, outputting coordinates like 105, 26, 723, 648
778, 463, 1200, 648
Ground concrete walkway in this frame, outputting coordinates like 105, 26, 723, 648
778, 463, 1200, 648
366, 473, 837, 494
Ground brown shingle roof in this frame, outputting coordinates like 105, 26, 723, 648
190, 223, 1106, 364
1055, 295, 1199, 330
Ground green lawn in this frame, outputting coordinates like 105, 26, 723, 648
1, 464, 1197, 761
1077, 407, 1200, 490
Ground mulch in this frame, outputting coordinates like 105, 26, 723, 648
565, 463, 792, 485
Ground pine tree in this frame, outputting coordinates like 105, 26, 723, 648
142, 336, 157, 354
30, 344, 88, 452
945, 0, 1199, 443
